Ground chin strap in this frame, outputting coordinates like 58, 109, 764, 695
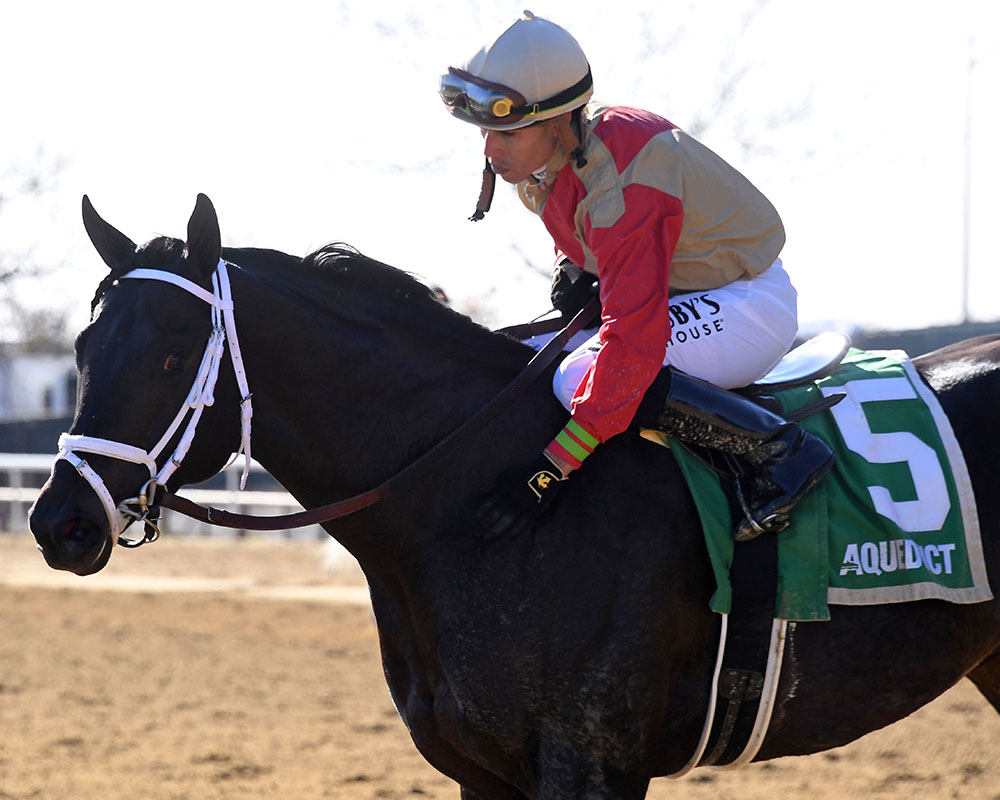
470, 158, 496, 221
469, 109, 586, 221
554, 114, 588, 169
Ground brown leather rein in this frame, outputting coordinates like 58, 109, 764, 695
155, 300, 601, 531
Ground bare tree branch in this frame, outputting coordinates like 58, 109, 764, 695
0, 151, 71, 351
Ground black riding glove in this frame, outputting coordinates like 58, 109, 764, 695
476, 453, 568, 540
550, 259, 601, 324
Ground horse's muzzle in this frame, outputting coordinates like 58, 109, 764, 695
29, 472, 115, 576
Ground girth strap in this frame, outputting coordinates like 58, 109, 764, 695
699, 528, 782, 767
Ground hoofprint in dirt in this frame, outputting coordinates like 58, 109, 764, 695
1, 535, 997, 800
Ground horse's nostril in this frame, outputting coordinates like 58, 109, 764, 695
35, 514, 113, 575
55, 517, 104, 554
59, 518, 89, 545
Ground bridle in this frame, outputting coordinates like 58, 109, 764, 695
56, 258, 600, 545
57, 260, 253, 547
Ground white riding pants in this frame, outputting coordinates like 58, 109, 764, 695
540, 260, 799, 412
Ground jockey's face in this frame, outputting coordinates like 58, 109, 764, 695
481, 120, 560, 184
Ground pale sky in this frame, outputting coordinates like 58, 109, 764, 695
2, 0, 998, 338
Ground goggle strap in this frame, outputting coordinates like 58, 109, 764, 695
509, 68, 594, 118
470, 158, 496, 222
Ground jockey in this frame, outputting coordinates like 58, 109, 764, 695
440, 11, 835, 541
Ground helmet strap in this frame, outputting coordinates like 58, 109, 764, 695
468, 109, 585, 221
554, 112, 588, 169
470, 157, 496, 221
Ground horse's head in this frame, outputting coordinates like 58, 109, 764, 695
29, 194, 242, 575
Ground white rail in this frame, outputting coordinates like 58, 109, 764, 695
0, 453, 325, 539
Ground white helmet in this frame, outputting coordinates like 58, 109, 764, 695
440, 11, 593, 131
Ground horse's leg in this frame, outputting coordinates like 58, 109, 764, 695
968, 649, 1000, 714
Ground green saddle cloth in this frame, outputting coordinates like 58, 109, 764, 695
669, 348, 993, 621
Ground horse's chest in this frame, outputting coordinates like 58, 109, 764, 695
382, 633, 525, 779
383, 672, 521, 796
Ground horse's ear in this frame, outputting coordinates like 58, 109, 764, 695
82, 195, 136, 271
186, 193, 221, 279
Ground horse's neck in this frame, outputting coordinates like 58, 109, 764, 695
231, 266, 554, 557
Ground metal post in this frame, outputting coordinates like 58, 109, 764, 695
961, 38, 974, 325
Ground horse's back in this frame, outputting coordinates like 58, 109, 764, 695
914, 335, 1000, 558
914, 334, 1000, 392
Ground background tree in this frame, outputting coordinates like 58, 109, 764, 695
0, 152, 72, 353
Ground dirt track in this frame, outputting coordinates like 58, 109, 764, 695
1, 535, 998, 800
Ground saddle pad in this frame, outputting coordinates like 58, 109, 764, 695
671, 349, 993, 621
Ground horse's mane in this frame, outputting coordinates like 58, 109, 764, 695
243, 242, 519, 349
90, 238, 525, 362
93, 238, 443, 319
301, 242, 441, 305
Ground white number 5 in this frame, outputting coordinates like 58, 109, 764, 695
820, 378, 950, 532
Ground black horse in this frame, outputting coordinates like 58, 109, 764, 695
29, 196, 1000, 799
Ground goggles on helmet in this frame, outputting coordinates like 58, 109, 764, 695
439, 67, 532, 127
440, 66, 593, 129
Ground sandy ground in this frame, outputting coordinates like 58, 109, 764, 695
1, 533, 998, 800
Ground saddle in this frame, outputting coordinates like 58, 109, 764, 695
638, 331, 851, 461
742, 330, 851, 397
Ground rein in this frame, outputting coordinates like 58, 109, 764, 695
159, 296, 601, 531
61, 255, 600, 540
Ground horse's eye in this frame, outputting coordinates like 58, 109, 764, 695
162, 354, 185, 373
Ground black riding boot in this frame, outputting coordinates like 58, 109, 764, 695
639, 368, 836, 541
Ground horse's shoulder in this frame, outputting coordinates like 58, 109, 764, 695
570, 433, 700, 544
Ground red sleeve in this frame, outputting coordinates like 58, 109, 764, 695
569, 184, 683, 442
